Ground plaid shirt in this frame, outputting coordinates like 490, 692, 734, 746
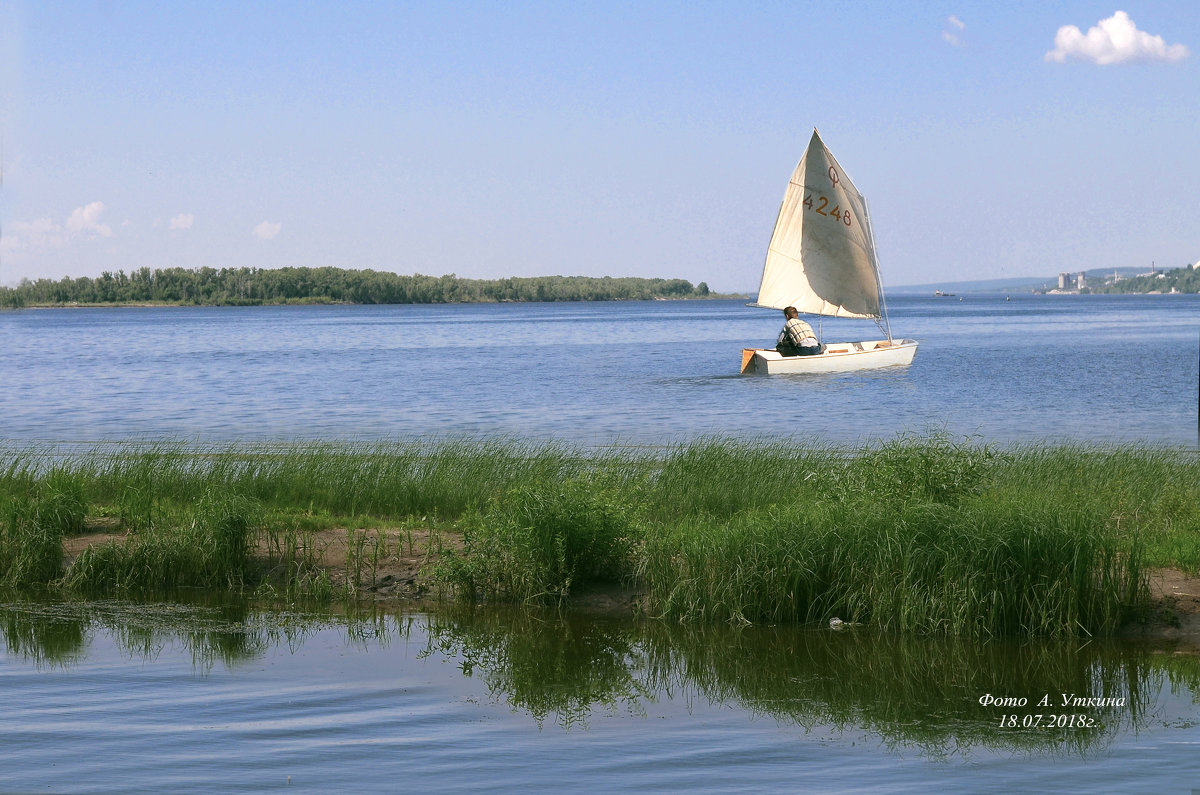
778, 317, 818, 348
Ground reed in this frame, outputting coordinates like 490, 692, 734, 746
637, 497, 1143, 635
0, 437, 1192, 634
0, 471, 86, 587
434, 478, 638, 603
644, 437, 840, 520
976, 443, 1200, 569
256, 520, 329, 599
62, 488, 260, 594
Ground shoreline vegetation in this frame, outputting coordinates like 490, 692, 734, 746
1085, 263, 1200, 294
1042, 264, 1200, 295
0, 266, 737, 308
3, 436, 1197, 638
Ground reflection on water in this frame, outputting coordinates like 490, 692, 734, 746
423, 609, 656, 728
4, 597, 1198, 763
425, 608, 1199, 758
3, 598, 280, 671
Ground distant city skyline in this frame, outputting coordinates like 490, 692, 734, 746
1, 2, 1196, 292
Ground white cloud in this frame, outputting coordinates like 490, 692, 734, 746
942, 15, 965, 48
169, 213, 194, 230
1045, 10, 1189, 65
253, 220, 282, 240
2, 217, 65, 252
2, 201, 116, 253
64, 201, 113, 238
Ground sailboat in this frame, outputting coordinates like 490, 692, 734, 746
740, 129, 918, 375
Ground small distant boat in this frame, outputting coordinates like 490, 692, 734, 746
741, 129, 918, 375
934, 290, 955, 297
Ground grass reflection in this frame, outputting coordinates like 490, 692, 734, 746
0, 601, 89, 668
422, 607, 654, 728
3, 600, 1198, 758
421, 609, 1200, 757
638, 625, 1166, 757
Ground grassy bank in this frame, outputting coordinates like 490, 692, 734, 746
2, 437, 1196, 636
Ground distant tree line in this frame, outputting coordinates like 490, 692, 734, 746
0, 266, 720, 307
1088, 264, 1199, 295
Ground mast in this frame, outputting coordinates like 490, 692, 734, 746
860, 195, 893, 341
0, 135, 4, 285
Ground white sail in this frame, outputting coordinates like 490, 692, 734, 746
755, 130, 881, 319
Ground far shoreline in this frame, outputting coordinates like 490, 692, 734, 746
10, 291, 1200, 309
5, 295, 749, 309
0, 267, 740, 308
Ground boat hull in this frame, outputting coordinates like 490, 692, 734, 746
740, 339, 918, 375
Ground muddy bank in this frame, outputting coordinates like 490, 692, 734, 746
1124, 568, 1200, 648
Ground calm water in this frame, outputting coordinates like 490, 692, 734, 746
3, 601, 1200, 793
2, 294, 1198, 446
3, 295, 1200, 792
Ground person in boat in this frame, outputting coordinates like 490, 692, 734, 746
776, 306, 821, 356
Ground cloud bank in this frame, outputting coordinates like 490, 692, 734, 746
2, 202, 112, 253
253, 221, 282, 240
2, 217, 63, 252
1045, 10, 1189, 65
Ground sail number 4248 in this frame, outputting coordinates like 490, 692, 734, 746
803, 194, 853, 227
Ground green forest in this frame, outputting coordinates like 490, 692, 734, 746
0, 266, 722, 308
1088, 264, 1200, 294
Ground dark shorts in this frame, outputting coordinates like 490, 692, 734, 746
777, 344, 822, 357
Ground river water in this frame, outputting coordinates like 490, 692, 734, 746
2, 295, 1200, 791
2, 600, 1200, 793
1, 293, 1197, 446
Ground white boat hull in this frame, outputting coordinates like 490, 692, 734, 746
741, 339, 918, 375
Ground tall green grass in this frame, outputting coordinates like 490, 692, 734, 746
0, 469, 89, 587
637, 498, 1142, 635
63, 489, 261, 593
0, 437, 1194, 635
25, 439, 602, 521
633, 436, 1161, 635
435, 477, 638, 603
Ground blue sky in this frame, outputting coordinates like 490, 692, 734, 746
0, 1, 1196, 291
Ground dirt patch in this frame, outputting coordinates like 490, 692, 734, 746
63, 533, 127, 560
62, 518, 127, 565
1123, 568, 1200, 646
60, 522, 461, 601
273, 526, 462, 600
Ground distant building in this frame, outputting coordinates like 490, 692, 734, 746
1058, 272, 1070, 289
1076, 271, 1086, 289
